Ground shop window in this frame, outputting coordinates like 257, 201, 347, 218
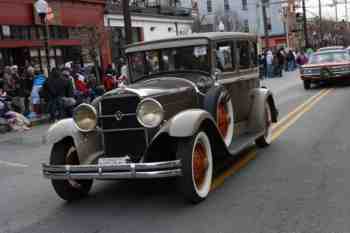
10, 26, 31, 40
237, 40, 251, 70
216, 41, 235, 72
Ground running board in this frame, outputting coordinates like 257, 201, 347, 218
228, 132, 262, 156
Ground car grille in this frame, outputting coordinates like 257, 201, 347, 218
99, 94, 147, 161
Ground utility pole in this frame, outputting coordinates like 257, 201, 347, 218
122, 0, 132, 44
302, 0, 309, 48
319, 0, 323, 45
346, 0, 348, 22
333, 0, 338, 21
261, 0, 270, 48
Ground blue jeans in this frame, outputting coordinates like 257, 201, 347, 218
288, 61, 295, 71
48, 97, 64, 121
267, 64, 273, 78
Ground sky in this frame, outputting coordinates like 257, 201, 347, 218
305, 0, 348, 20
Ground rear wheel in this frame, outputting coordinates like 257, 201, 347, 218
303, 80, 311, 90
176, 131, 213, 203
50, 140, 93, 201
255, 103, 273, 148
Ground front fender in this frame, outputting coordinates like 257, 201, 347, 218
145, 109, 230, 162
162, 109, 216, 137
44, 119, 103, 164
248, 87, 278, 133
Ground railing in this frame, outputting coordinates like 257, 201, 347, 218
105, 0, 192, 16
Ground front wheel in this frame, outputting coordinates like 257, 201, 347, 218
255, 103, 273, 148
176, 131, 213, 203
50, 140, 93, 201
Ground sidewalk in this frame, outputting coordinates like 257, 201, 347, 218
261, 69, 300, 94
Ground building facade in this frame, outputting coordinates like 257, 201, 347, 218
196, 0, 291, 48
0, 0, 109, 74
105, 0, 194, 65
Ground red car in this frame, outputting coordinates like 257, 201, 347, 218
300, 50, 350, 89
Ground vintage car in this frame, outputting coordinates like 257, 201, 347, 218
42, 32, 278, 203
318, 46, 344, 52
300, 50, 350, 89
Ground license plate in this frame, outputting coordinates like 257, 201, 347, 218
98, 157, 130, 166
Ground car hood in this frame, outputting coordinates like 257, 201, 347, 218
302, 61, 350, 69
104, 77, 197, 98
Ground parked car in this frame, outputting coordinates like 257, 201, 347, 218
300, 50, 350, 89
42, 32, 279, 203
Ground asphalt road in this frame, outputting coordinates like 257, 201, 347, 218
1, 71, 350, 233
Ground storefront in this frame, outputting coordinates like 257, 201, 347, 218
0, 0, 109, 73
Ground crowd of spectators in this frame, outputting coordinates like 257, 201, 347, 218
0, 60, 128, 132
259, 48, 311, 79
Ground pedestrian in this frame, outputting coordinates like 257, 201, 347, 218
266, 50, 274, 78
117, 58, 129, 86
1, 66, 13, 94
0, 80, 30, 131
276, 49, 285, 77
103, 72, 115, 91
23, 66, 34, 116
30, 66, 46, 118
297, 51, 309, 66
60, 69, 75, 118
41, 68, 73, 122
286, 50, 296, 72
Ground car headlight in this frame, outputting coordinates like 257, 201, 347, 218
73, 104, 97, 132
136, 98, 164, 128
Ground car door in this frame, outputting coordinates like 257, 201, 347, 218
214, 39, 241, 125
214, 39, 256, 123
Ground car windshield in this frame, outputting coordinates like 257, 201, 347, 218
309, 51, 350, 64
127, 46, 210, 83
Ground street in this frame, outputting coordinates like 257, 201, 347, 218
1, 71, 350, 233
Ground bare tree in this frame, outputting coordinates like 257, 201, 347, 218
80, 26, 107, 83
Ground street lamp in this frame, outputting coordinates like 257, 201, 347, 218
35, 0, 51, 76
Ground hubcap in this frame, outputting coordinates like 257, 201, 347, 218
193, 141, 209, 190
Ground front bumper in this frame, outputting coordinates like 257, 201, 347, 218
42, 160, 182, 180
301, 72, 350, 81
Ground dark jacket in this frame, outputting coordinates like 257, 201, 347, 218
42, 72, 73, 100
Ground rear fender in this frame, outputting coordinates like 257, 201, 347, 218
248, 87, 278, 133
44, 119, 103, 164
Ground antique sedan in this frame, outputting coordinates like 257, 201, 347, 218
42, 32, 278, 203
300, 50, 350, 89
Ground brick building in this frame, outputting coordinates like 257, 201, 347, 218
0, 0, 110, 74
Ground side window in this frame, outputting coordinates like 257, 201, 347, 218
250, 41, 258, 67
237, 40, 251, 70
216, 41, 235, 72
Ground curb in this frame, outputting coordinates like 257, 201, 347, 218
30, 115, 50, 127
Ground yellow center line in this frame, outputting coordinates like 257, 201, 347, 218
272, 88, 329, 131
211, 88, 334, 191
270, 88, 333, 142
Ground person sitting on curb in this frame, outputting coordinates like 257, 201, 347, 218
0, 80, 30, 132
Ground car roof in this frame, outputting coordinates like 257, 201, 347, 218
312, 50, 347, 56
125, 32, 257, 53
318, 46, 344, 51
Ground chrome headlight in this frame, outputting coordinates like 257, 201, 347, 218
73, 104, 97, 132
136, 98, 164, 128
